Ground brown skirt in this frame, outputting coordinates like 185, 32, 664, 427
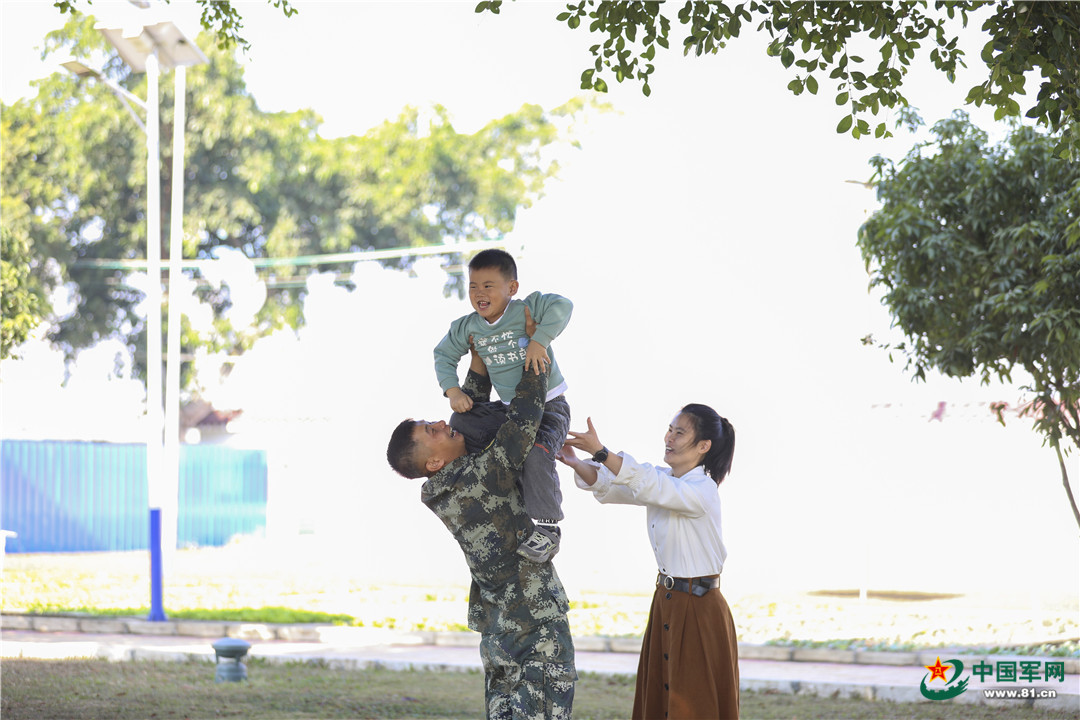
632, 580, 740, 720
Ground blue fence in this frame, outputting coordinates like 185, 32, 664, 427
0, 440, 267, 553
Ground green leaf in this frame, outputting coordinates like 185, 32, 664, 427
806, 74, 818, 95
836, 91, 849, 105
837, 114, 853, 133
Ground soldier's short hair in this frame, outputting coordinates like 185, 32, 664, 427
387, 419, 427, 478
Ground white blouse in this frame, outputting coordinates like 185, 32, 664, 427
575, 452, 727, 578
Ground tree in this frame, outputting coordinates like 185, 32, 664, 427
1, 226, 43, 360
53, 2, 1080, 151
52, 0, 297, 53
857, 111, 1080, 529
2, 16, 589, 382
476, 1, 1080, 152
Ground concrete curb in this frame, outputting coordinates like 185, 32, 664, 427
3, 612, 1077, 675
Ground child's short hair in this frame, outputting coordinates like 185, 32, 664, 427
468, 248, 517, 281
387, 419, 426, 479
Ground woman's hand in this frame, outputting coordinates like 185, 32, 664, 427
565, 417, 604, 457
557, 442, 598, 486
565, 417, 622, 477
555, 442, 582, 469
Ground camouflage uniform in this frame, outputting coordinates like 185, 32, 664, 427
452, 394, 571, 521
421, 366, 577, 719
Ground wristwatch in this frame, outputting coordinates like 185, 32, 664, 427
591, 446, 609, 463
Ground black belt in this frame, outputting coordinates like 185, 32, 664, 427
657, 573, 720, 597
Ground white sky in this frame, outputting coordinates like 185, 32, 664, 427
2, 1, 1077, 599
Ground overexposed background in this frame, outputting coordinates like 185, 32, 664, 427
2, 1, 1077, 610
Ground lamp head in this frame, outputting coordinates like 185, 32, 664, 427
60, 60, 100, 78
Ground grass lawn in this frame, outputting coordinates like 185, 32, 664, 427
4, 547, 1078, 656
2, 659, 1074, 720
4, 548, 1078, 718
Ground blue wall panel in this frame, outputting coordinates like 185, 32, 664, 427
0, 440, 267, 553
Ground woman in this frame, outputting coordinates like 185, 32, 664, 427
557, 404, 739, 720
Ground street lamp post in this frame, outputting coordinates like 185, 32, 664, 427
163, 64, 188, 590
144, 49, 166, 620
65, 15, 206, 622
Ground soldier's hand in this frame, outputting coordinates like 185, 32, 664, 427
525, 340, 550, 375
524, 306, 537, 338
467, 335, 487, 375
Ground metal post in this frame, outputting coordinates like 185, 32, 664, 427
145, 49, 166, 623
149, 506, 164, 619
164, 64, 186, 560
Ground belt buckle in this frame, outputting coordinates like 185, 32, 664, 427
663, 575, 675, 590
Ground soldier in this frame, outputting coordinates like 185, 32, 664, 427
386, 344, 576, 719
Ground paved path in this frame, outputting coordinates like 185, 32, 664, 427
2, 626, 1076, 713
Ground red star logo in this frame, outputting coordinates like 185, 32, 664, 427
925, 657, 950, 683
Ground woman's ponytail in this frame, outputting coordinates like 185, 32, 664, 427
680, 403, 735, 485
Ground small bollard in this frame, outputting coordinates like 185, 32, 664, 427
212, 637, 251, 683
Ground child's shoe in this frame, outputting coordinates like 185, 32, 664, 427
517, 524, 561, 563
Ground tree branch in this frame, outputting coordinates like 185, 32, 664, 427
1054, 443, 1080, 531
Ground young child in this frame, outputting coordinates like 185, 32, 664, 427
434, 248, 572, 563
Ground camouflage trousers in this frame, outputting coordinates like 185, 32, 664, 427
479, 617, 577, 720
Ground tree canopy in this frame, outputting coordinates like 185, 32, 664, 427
476, 1, 1080, 152
1, 226, 43, 360
52, 0, 297, 53
2, 16, 588, 385
52, 2, 1080, 151
858, 112, 1080, 527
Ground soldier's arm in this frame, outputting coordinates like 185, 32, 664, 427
461, 337, 492, 403
492, 365, 548, 470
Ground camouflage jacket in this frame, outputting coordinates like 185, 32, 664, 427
421, 366, 570, 634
